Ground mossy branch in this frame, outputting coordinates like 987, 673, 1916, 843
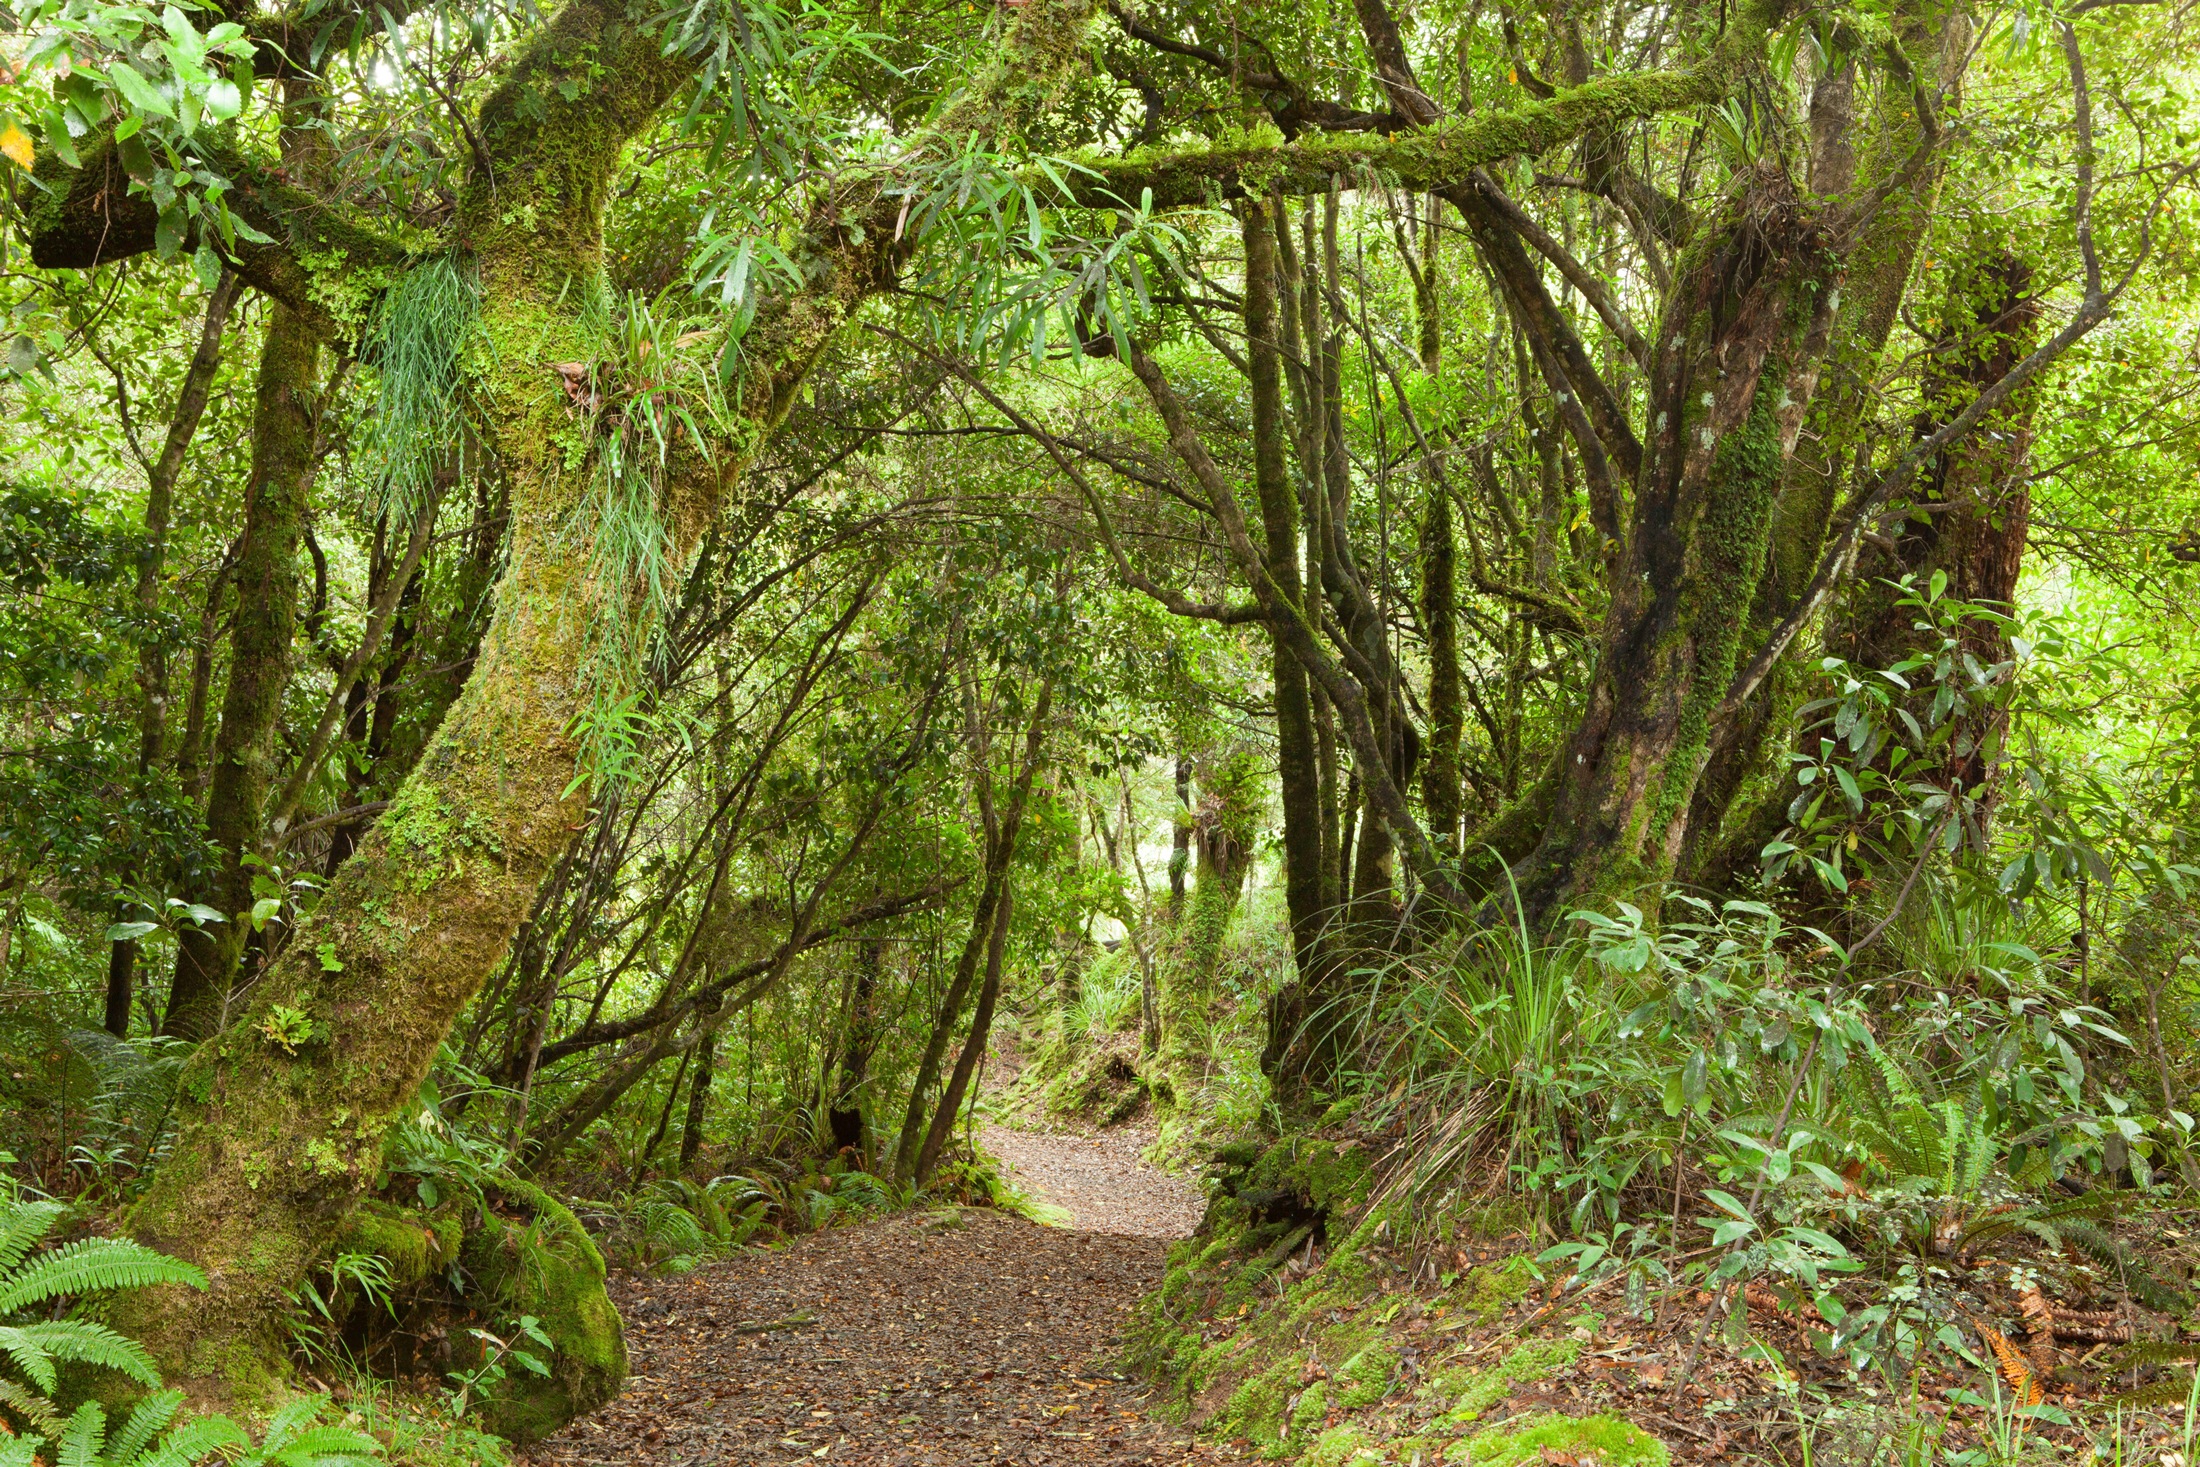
26, 135, 407, 349
1059, 24, 1770, 209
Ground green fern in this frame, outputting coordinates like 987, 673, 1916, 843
0, 1195, 204, 1430
0, 1234, 210, 1315
22, 1392, 382, 1467
2061, 1218, 2193, 1314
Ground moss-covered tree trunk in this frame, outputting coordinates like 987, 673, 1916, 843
164, 305, 322, 1041
1243, 201, 1332, 1081
1511, 175, 1839, 915
97, 0, 1106, 1398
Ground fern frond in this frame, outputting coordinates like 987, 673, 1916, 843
54, 1400, 106, 1467
133, 1416, 248, 1467
2110, 1341, 2200, 1368
1977, 1321, 2043, 1405
7, 1319, 161, 1387
257, 1396, 324, 1449
0, 1203, 62, 1283
107, 1388, 183, 1465
2107, 1373, 2198, 1409
261, 1423, 385, 1464
0, 1378, 61, 1436
0, 1238, 208, 1314
2061, 1219, 2192, 1314
0, 1326, 56, 1394
0, 1433, 45, 1467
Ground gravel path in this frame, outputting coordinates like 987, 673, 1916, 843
982, 1124, 1205, 1239
529, 1133, 1217, 1465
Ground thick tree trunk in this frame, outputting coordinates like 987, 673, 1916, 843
164, 305, 322, 1041
102, 0, 1102, 1398
1512, 173, 1838, 915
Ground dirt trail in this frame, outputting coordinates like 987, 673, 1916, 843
981, 1124, 1204, 1239
531, 1130, 1224, 1466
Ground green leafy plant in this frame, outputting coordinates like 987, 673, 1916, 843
446, 1316, 553, 1420
0, 1193, 207, 1432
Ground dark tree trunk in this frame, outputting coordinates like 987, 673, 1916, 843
828, 938, 884, 1154
165, 305, 322, 1041
1244, 200, 1332, 1083
1421, 484, 1463, 857
677, 1031, 716, 1170
1513, 173, 1839, 915
913, 886, 1011, 1186
1167, 757, 1191, 920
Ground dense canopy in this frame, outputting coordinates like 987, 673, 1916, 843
1, 0, 2198, 1456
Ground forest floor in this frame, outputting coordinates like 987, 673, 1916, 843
526, 1124, 1232, 1466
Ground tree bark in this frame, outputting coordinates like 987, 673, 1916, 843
164, 304, 322, 1042
913, 883, 1012, 1186
1244, 200, 1332, 1082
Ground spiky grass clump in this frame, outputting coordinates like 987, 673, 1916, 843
563, 288, 736, 794
365, 255, 481, 522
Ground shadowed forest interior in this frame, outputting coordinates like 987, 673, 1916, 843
2, 0, 2200, 1460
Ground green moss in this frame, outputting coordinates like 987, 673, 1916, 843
1447, 1413, 1668, 1467
1332, 1342, 1397, 1409
458, 1177, 627, 1444
1303, 1420, 1378, 1466
336, 1200, 459, 1289
1458, 1255, 1541, 1323
1288, 1377, 1329, 1438
1430, 1337, 1582, 1424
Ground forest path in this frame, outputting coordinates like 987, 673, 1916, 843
530, 1133, 1228, 1465
530, 1210, 1219, 1466
980, 1122, 1205, 1238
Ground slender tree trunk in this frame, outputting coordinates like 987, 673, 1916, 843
677, 1030, 716, 1171
828, 938, 883, 1154
1167, 757, 1191, 921
913, 884, 1012, 1186
1245, 200, 1332, 1082
1421, 484, 1463, 857
105, 275, 243, 1037
891, 684, 1052, 1180
164, 305, 322, 1041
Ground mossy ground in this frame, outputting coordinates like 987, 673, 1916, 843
1124, 1135, 1680, 1464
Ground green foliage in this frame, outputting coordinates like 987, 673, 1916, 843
363, 256, 480, 523
0, 1195, 204, 1402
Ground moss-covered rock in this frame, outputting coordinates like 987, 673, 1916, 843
1446, 1413, 1668, 1467
457, 1177, 627, 1445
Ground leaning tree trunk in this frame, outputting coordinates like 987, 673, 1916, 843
102, 0, 1106, 1400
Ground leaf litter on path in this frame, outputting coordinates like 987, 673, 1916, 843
530, 1128, 1239, 1465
